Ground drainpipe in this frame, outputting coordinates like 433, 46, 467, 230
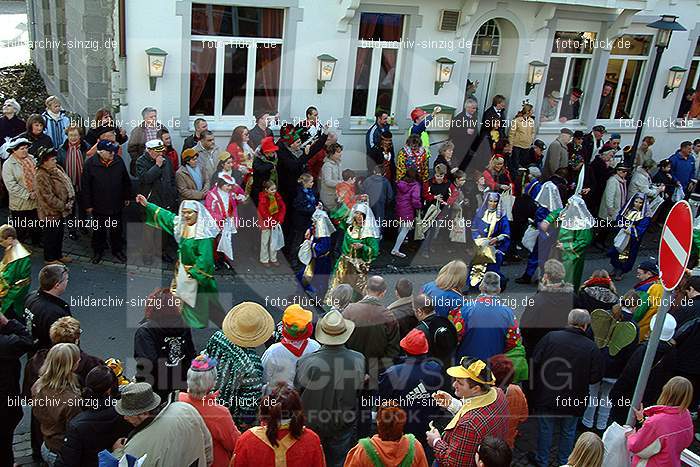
115, 0, 128, 113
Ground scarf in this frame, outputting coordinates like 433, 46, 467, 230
185, 164, 203, 190
16, 155, 35, 192
46, 109, 62, 121
445, 387, 498, 430
262, 154, 278, 185
65, 141, 83, 189
267, 192, 279, 215
280, 336, 309, 357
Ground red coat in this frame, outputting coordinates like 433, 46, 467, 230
232, 427, 325, 467
205, 185, 245, 227
165, 148, 179, 171
257, 191, 287, 230
307, 148, 327, 180
482, 169, 514, 193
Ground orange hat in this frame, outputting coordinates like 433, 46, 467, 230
410, 108, 427, 122
282, 304, 313, 340
400, 328, 429, 355
181, 148, 198, 163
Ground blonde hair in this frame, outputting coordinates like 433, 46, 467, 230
298, 173, 313, 185
434, 163, 447, 176
567, 432, 603, 467
438, 141, 454, 157
657, 376, 693, 410
50, 316, 81, 344
435, 260, 467, 291
45, 95, 61, 107
34, 343, 80, 395
0, 224, 17, 241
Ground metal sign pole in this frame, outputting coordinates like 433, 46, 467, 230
626, 288, 671, 426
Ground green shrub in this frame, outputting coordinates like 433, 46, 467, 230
0, 62, 49, 119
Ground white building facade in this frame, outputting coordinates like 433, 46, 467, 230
31, 0, 700, 168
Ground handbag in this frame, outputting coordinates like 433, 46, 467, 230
613, 228, 630, 254
521, 225, 538, 252
270, 223, 285, 251
449, 213, 467, 243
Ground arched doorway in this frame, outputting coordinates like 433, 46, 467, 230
468, 18, 519, 120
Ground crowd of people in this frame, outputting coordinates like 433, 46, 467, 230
1, 91, 700, 467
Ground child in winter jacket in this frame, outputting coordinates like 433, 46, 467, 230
291, 173, 321, 263
204, 173, 247, 268
392, 168, 422, 258
257, 180, 287, 266
421, 164, 461, 253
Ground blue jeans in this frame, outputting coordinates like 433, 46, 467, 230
535, 415, 578, 466
320, 427, 356, 467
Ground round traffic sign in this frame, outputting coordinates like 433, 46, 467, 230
658, 200, 693, 290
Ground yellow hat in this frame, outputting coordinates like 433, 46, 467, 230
222, 302, 275, 348
446, 357, 496, 385
218, 151, 232, 162
282, 304, 313, 340
181, 148, 198, 163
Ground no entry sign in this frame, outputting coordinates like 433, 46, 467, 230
658, 200, 693, 290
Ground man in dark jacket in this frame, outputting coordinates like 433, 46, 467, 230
448, 98, 479, 170
0, 313, 34, 467
413, 293, 458, 369
366, 131, 395, 181
276, 124, 327, 206
582, 125, 606, 164
378, 328, 444, 463
181, 117, 208, 152
82, 141, 131, 264
584, 147, 614, 220
481, 95, 507, 141
387, 278, 417, 338
343, 276, 400, 387
136, 139, 177, 264
531, 309, 603, 466
24, 263, 70, 350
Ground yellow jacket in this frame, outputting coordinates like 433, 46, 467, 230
508, 116, 535, 149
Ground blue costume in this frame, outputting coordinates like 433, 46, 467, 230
609, 193, 652, 275
524, 181, 563, 278
469, 192, 511, 287
297, 209, 335, 301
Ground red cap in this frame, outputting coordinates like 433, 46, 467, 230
410, 108, 427, 122
260, 136, 279, 153
400, 328, 429, 355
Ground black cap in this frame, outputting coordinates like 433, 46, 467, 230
533, 139, 546, 150
638, 259, 658, 276
560, 128, 573, 136
592, 125, 606, 133
573, 130, 584, 139
615, 163, 631, 171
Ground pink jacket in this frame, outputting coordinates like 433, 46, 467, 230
627, 405, 693, 467
395, 180, 422, 221
204, 185, 245, 228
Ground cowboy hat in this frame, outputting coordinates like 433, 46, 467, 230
315, 310, 355, 345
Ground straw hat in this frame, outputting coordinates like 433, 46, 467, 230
315, 310, 355, 345
115, 382, 161, 416
222, 302, 275, 348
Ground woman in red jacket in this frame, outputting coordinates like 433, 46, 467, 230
232, 383, 325, 467
482, 155, 514, 193
258, 180, 287, 267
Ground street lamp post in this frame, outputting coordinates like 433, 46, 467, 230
630, 15, 686, 161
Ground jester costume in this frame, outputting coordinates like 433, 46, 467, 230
609, 193, 652, 275
0, 240, 31, 319
545, 194, 594, 289
327, 202, 380, 299
297, 208, 335, 301
144, 200, 223, 328
523, 182, 563, 279
631, 261, 663, 341
469, 192, 511, 288
396, 144, 429, 183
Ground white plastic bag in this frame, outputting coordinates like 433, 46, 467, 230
613, 228, 630, 253
672, 185, 685, 202
500, 189, 515, 221
216, 218, 235, 260
298, 239, 313, 265
449, 214, 467, 243
601, 422, 632, 467
522, 225, 538, 252
270, 223, 285, 251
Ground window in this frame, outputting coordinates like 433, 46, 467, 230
42, 0, 53, 76
56, 0, 68, 94
679, 38, 700, 119
541, 31, 596, 122
189, 4, 284, 118
472, 20, 501, 56
351, 13, 403, 117
598, 35, 652, 120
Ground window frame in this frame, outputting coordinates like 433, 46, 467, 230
188, 7, 286, 124
541, 48, 594, 126
350, 14, 405, 121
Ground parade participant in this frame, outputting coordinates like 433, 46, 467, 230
610, 193, 652, 281
251, 136, 279, 204
469, 192, 510, 288
319, 142, 343, 210
204, 302, 274, 429
233, 383, 325, 467
178, 355, 240, 467
631, 260, 663, 341
362, 164, 393, 235
327, 201, 380, 298
582, 125, 606, 164
408, 106, 440, 154
545, 194, 594, 289
396, 134, 430, 183
258, 180, 286, 267
422, 164, 460, 255
629, 159, 665, 211
510, 166, 541, 260
298, 208, 335, 299
517, 181, 563, 284
261, 305, 319, 389
0, 224, 31, 319
205, 173, 247, 269
291, 173, 321, 265
599, 163, 630, 247
135, 194, 223, 328
427, 357, 508, 467
392, 168, 422, 258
